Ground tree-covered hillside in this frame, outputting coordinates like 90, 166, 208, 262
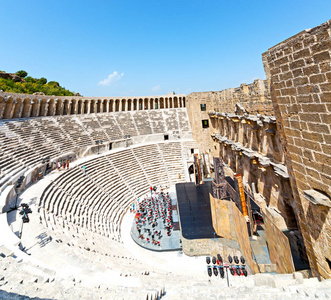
0, 70, 79, 96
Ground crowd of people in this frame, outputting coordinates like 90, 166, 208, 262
57, 160, 70, 171
133, 186, 174, 247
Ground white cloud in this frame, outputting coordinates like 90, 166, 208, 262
152, 85, 161, 92
98, 71, 124, 86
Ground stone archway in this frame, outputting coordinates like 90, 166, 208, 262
90, 100, 96, 113
121, 99, 126, 111
103, 100, 108, 113
115, 99, 120, 112
127, 99, 132, 111
109, 99, 114, 112
160, 98, 164, 109
77, 100, 83, 114
84, 100, 89, 114
144, 98, 149, 110
174, 97, 178, 108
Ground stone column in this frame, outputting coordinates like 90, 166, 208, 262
12, 99, 23, 118
22, 99, 33, 118
0, 97, 6, 119
31, 99, 41, 117
3, 97, 16, 119
49, 100, 56, 116
64, 100, 71, 115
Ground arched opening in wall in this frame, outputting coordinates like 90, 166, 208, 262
139, 99, 143, 110
169, 97, 173, 108
149, 98, 153, 109
63, 100, 70, 115
109, 100, 114, 112
160, 98, 164, 109
178, 97, 182, 107
103, 100, 107, 113
97, 100, 101, 113
84, 101, 89, 114
115, 100, 120, 112
127, 99, 132, 111
3, 98, 14, 119
71, 101, 76, 115
183, 97, 186, 107
174, 97, 178, 108
47, 99, 55, 116
77, 100, 82, 114
121, 99, 126, 111
144, 98, 149, 110
155, 99, 158, 109
31, 99, 39, 117
133, 99, 137, 111
90, 100, 95, 113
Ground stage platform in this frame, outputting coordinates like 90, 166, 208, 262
130, 187, 182, 252
176, 180, 220, 240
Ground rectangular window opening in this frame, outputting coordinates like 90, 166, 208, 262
202, 119, 209, 128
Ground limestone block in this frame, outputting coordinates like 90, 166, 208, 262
293, 271, 304, 284
253, 273, 276, 287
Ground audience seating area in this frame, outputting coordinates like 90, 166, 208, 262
0, 108, 191, 191
38, 142, 187, 242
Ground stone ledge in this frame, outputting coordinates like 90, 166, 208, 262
303, 189, 331, 208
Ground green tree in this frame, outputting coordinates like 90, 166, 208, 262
16, 70, 28, 78
37, 77, 47, 85
25, 76, 37, 83
48, 81, 60, 87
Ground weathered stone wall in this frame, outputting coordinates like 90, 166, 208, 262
0, 91, 186, 119
211, 113, 298, 230
262, 19, 331, 278
264, 212, 295, 274
209, 194, 259, 274
210, 195, 234, 240
186, 79, 272, 154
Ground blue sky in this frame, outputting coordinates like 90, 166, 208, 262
2, 1, 330, 97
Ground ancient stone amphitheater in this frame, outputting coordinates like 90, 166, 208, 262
0, 20, 331, 299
